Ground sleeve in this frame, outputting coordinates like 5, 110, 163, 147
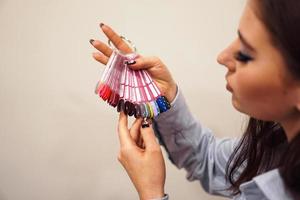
153, 86, 239, 197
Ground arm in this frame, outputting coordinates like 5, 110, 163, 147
153, 86, 238, 197
90, 23, 234, 199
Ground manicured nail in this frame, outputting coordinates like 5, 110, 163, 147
89, 39, 94, 45
127, 60, 136, 65
141, 123, 150, 128
141, 118, 151, 128
100, 23, 104, 28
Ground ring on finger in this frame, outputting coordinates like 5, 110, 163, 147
108, 35, 138, 53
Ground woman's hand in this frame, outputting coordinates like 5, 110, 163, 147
118, 112, 166, 200
90, 23, 177, 102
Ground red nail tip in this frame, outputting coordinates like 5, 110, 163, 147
112, 92, 117, 106
96, 83, 104, 95
108, 91, 115, 105
103, 88, 111, 101
98, 83, 104, 91
112, 93, 120, 107
99, 85, 108, 100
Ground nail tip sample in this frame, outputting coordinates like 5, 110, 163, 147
95, 50, 171, 119
89, 39, 94, 45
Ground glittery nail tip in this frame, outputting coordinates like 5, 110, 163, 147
124, 101, 131, 115
128, 102, 135, 116
117, 99, 125, 112
134, 104, 141, 118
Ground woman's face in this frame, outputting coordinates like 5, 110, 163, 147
217, 0, 299, 122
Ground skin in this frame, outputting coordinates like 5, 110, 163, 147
91, 24, 174, 199
90, 0, 300, 198
217, 0, 300, 141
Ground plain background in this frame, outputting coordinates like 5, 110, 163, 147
0, 0, 248, 199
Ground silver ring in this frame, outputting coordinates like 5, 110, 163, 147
141, 118, 150, 128
108, 35, 137, 53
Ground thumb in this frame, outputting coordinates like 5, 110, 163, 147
127, 56, 159, 71
118, 111, 134, 147
140, 122, 159, 150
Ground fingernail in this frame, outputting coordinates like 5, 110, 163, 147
127, 60, 136, 65
141, 118, 150, 128
89, 39, 94, 45
142, 124, 150, 128
100, 23, 104, 28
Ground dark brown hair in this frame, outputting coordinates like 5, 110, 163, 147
226, 0, 300, 198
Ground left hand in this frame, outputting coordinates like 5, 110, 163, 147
117, 111, 166, 200
90, 23, 177, 103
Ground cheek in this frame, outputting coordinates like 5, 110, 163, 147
230, 70, 289, 120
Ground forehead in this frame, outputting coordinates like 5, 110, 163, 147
239, 0, 296, 86
238, 0, 273, 51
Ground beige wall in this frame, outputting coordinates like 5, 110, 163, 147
0, 0, 247, 199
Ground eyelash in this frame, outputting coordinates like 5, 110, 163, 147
234, 51, 253, 63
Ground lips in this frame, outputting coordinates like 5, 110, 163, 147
226, 83, 233, 92
225, 73, 233, 92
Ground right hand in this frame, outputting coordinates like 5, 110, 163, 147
117, 112, 166, 200
90, 23, 177, 102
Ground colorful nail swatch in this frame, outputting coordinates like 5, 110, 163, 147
95, 50, 171, 118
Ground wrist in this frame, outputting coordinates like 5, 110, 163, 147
165, 82, 177, 103
139, 189, 165, 200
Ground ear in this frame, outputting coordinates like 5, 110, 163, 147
296, 87, 300, 112
297, 102, 300, 112
297, 104, 300, 112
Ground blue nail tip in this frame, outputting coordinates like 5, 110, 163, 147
156, 96, 169, 113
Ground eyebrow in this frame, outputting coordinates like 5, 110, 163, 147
238, 30, 255, 51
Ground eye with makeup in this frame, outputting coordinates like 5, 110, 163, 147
234, 51, 253, 63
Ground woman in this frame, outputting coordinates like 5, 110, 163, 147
90, 0, 300, 199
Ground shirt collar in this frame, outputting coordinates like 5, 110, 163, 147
252, 169, 293, 200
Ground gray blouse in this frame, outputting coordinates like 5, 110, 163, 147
152, 87, 293, 200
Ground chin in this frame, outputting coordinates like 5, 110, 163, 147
231, 98, 279, 121
231, 97, 261, 119
231, 96, 241, 112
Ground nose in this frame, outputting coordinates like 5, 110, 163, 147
217, 41, 237, 72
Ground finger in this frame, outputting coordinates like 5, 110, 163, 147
140, 122, 159, 150
100, 23, 133, 54
138, 134, 143, 147
129, 118, 143, 143
141, 140, 145, 149
140, 137, 145, 149
90, 39, 113, 57
127, 56, 159, 71
118, 111, 134, 147
92, 52, 109, 65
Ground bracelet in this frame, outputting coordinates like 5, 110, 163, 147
148, 193, 169, 200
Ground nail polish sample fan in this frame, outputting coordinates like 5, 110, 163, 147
94, 36, 171, 119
